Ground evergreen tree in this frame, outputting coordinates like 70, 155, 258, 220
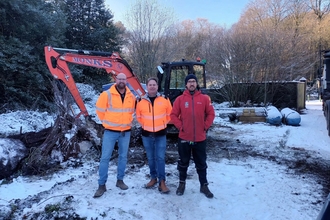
62, 0, 123, 51
0, 0, 66, 112
59, 0, 125, 88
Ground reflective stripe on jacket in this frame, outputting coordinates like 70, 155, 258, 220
136, 93, 172, 132
170, 89, 215, 142
95, 84, 135, 131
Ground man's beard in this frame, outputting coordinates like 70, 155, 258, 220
189, 85, 196, 91
117, 82, 126, 89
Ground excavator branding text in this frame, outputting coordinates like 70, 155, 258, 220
72, 57, 113, 68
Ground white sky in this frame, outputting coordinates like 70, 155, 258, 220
104, 0, 251, 28
1, 88, 330, 219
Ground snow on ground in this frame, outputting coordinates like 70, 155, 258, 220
0, 110, 55, 137
213, 100, 330, 160
0, 157, 323, 220
0, 99, 330, 219
0, 83, 97, 137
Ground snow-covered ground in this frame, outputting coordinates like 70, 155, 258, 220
0, 89, 330, 219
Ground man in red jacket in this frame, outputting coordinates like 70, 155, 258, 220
170, 74, 215, 198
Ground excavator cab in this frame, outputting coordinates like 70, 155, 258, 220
157, 59, 206, 104
156, 58, 207, 134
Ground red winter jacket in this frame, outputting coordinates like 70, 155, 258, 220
170, 89, 215, 142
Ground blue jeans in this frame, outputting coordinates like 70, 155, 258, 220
98, 130, 131, 185
142, 135, 166, 181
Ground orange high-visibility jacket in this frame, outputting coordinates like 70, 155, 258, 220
136, 93, 172, 132
95, 84, 135, 131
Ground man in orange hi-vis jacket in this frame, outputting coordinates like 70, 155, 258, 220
136, 77, 172, 194
93, 73, 136, 198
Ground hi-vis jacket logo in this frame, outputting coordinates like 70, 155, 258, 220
185, 102, 189, 108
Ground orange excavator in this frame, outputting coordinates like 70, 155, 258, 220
45, 46, 209, 125
44, 46, 146, 118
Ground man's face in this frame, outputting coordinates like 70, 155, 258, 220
186, 79, 197, 91
147, 79, 158, 96
116, 75, 127, 89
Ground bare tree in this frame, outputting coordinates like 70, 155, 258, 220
117, 0, 330, 106
163, 19, 228, 82
123, 0, 176, 82
212, 0, 318, 106
309, 0, 330, 20
309, 0, 330, 76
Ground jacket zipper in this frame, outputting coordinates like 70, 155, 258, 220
192, 94, 195, 142
148, 98, 155, 133
152, 101, 155, 132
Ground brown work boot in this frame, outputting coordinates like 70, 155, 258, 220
176, 181, 185, 196
116, 180, 128, 190
158, 180, 170, 194
145, 178, 157, 188
200, 183, 214, 198
93, 185, 106, 198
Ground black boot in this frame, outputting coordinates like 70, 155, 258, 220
176, 181, 186, 196
200, 183, 213, 198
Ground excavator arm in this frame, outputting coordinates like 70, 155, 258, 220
44, 46, 146, 117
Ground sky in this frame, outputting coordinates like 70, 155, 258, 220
104, 0, 251, 28
0, 83, 330, 219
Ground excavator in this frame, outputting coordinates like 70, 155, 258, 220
44, 46, 208, 119
44, 46, 146, 118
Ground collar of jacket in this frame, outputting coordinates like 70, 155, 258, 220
183, 89, 201, 96
109, 84, 132, 96
141, 92, 161, 101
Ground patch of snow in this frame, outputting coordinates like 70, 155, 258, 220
0, 111, 55, 136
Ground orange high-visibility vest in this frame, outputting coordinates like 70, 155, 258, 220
96, 84, 135, 131
136, 94, 172, 132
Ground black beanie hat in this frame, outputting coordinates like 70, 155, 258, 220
185, 74, 198, 85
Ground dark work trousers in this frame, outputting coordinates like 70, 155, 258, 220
177, 138, 208, 186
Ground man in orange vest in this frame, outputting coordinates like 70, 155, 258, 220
136, 77, 172, 193
93, 73, 136, 198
